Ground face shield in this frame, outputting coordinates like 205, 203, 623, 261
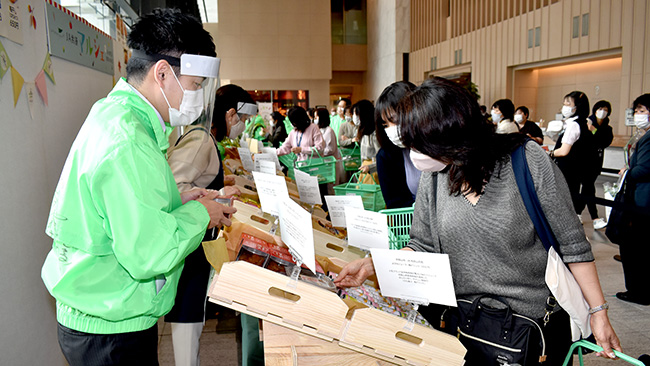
176, 54, 220, 137
229, 102, 258, 140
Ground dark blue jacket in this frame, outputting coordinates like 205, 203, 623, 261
376, 146, 415, 209
629, 131, 650, 208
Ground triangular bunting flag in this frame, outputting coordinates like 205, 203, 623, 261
11, 66, 25, 107
35, 69, 48, 106
43, 53, 55, 84
0, 40, 12, 81
25, 82, 38, 120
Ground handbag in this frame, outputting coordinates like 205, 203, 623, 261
455, 295, 547, 366
605, 171, 633, 244
511, 143, 591, 342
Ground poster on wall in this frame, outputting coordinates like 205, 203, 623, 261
44, 0, 114, 75
0, 0, 25, 44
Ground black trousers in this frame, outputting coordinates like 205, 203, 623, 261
57, 323, 158, 366
620, 215, 650, 299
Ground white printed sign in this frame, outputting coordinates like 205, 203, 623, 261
237, 147, 255, 172
294, 170, 322, 205
370, 249, 457, 307
252, 171, 289, 216
261, 147, 282, 170
279, 198, 316, 273
345, 207, 389, 250
324, 195, 364, 227
254, 153, 276, 172
258, 160, 276, 176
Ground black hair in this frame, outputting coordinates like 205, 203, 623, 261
271, 111, 284, 123
397, 77, 526, 197
307, 108, 315, 119
316, 108, 330, 129
479, 105, 487, 113
352, 100, 376, 141
212, 84, 254, 141
126, 9, 216, 85
338, 98, 351, 108
564, 91, 590, 121
592, 100, 612, 118
491, 99, 515, 121
288, 106, 311, 133
374, 81, 416, 148
515, 106, 529, 118
633, 94, 650, 111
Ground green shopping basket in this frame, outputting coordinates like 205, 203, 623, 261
379, 206, 414, 249
562, 340, 644, 366
295, 149, 337, 184
278, 152, 297, 180
333, 172, 386, 212
340, 143, 361, 171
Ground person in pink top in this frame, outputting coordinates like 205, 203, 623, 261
276, 106, 325, 161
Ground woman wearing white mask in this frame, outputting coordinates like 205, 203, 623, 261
276, 106, 325, 161
492, 99, 520, 134
316, 108, 345, 185
335, 77, 621, 364
550, 91, 599, 222
374, 81, 422, 209
616, 93, 650, 306
338, 106, 357, 147
353, 100, 381, 177
584, 101, 614, 230
515, 106, 544, 145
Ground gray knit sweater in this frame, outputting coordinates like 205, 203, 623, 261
407, 142, 593, 319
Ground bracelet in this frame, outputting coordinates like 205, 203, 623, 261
588, 302, 609, 314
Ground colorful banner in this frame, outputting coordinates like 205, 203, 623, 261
34, 69, 47, 105
45, 0, 114, 75
42, 53, 54, 84
10, 64, 24, 106
0, 0, 24, 44
24, 81, 36, 119
0, 38, 10, 80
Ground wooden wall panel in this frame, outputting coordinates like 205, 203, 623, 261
598, 0, 610, 49
588, 0, 599, 52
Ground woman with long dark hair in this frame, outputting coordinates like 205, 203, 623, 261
550, 91, 598, 220
335, 77, 620, 364
276, 106, 325, 161
353, 100, 381, 175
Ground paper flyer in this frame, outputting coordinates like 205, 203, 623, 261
370, 248, 457, 307
279, 198, 316, 273
253, 153, 276, 172
258, 160, 276, 176
345, 206, 389, 250
260, 147, 281, 170
237, 147, 254, 172
324, 195, 364, 227
294, 169, 322, 205
252, 171, 289, 216
0, 0, 24, 44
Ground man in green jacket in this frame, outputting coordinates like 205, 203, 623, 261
41, 9, 235, 365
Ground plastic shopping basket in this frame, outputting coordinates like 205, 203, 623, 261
562, 340, 645, 366
340, 143, 361, 171
333, 172, 386, 212
295, 149, 337, 184
278, 152, 297, 180
379, 206, 414, 250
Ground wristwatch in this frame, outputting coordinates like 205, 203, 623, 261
588, 302, 609, 314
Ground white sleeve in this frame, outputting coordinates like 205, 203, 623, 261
561, 120, 580, 145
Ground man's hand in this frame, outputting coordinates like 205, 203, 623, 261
180, 187, 209, 204
291, 146, 302, 154
196, 191, 237, 229
223, 175, 236, 186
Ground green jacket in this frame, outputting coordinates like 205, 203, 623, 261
245, 115, 267, 141
41, 78, 209, 334
329, 115, 345, 145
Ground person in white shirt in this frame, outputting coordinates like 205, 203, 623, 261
492, 99, 520, 134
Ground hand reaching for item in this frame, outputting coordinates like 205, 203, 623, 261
333, 257, 375, 288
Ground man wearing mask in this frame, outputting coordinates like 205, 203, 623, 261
41, 9, 235, 365
330, 98, 350, 144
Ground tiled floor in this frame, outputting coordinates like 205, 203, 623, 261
158, 176, 649, 366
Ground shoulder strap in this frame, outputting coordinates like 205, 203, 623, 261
511, 143, 560, 253
174, 126, 210, 147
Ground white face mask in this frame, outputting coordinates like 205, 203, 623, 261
561, 105, 575, 118
314, 118, 319, 124
159, 69, 204, 127
409, 150, 447, 172
634, 114, 650, 130
228, 114, 246, 139
491, 111, 502, 124
384, 125, 404, 148
514, 114, 524, 123
595, 109, 607, 120
352, 115, 360, 126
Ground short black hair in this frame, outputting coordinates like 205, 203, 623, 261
316, 108, 330, 129
375, 81, 416, 148
212, 84, 254, 141
338, 98, 351, 107
352, 100, 375, 141
307, 108, 315, 119
271, 111, 284, 122
480, 105, 487, 113
592, 100, 612, 118
492, 99, 515, 121
564, 91, 590, 121
126, 9, 216, 85
288, 106, 311, 133
515, 106, 529, 118
633, 94, 650, 112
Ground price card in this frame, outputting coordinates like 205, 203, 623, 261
344, 207, 389, 250
237, 147, 255, 172
279, 198, 316, 273
258, 160, 277, 175
324, 195, 364, 227
254, 153, 276, 172
252, 171, 289, 216
294, 170, 322, 205
370, 248, 457, 307
261, 147, 282, 170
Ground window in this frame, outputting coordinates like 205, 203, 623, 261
535, 27, 541, 47
331, 0, 367, 45
458, 49, 462, 64
582, 13, 589, 36
61, 0, 135, 34
528, 29, 534, 48
572, 16, 580, 38
430, 56, 437, 71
